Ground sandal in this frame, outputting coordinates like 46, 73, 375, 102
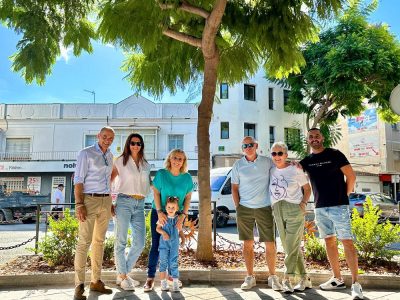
143, 278, 154, 292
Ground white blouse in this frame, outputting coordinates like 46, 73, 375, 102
113, 156, 151, 196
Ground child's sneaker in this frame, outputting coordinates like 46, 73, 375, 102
160, 279, 169, 291
172, 279, 180, 292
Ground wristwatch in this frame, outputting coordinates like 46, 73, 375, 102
156, 209, 163, 213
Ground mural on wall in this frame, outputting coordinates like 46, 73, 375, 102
347, 108, 378, 133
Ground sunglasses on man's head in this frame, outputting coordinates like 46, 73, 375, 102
172, 156, 184, 162
130, 141, 142, 146
271, 151, 285, 157
242, 143, 254, 149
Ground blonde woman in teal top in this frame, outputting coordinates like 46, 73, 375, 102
143, 149, 193, 292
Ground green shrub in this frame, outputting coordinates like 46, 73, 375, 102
35, 209, 79, 266
304, 233, 327, 261
103, 234, 115, 263
351, 198, 400, 262
143, 211, 152, 256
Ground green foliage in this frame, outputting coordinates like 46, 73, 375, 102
304, 233, 327, 261
0, 0, 96, 84
143, 211, 152, 256
351, 198, 400, 262
271, 1, 400, 130
103, 234, 115, 263
35, 209, 79, 266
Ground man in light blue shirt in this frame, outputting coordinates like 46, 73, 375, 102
73, 126, 115, 300
231, 136, 282, 291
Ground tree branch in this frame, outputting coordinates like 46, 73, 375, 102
159, 1, 210, 19
162, 28, 202, 48
202, 0, 227, 58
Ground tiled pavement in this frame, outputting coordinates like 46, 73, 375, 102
1, 284, 399, 300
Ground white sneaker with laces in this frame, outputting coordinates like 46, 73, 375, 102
116, 275, 140, 287
172, 279, 180, 292
351, 282, 364, 299
282, 279, 294, 294
320, 277, 346, 290
268, 275, 283, 291
120, 278, 135, 291
161, 279, 169, 291
241, 275, 256, 290
294, 276, 312, 291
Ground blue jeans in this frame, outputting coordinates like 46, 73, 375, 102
315, 205, 353, 240
159, 241, 179, 278
147, 209, 160, 278
114, 195, 145, 275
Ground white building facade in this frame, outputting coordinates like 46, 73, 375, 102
0, 95, 198, 203
1, 70, 399, 202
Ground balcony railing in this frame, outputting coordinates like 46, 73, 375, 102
0, 150, 200, 162
0, 151, 78, 161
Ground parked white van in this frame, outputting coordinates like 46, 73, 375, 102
188, 167, 236, 227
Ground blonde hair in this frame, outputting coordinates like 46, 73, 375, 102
164, 149, 188, 173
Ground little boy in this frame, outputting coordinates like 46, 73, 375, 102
156, 196, 186, 292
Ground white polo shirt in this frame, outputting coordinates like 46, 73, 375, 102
231, 155, 273, 208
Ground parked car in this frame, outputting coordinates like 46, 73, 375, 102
188, 167, 234, 227
349, 192, 399, 223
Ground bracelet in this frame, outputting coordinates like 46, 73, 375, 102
76, 204, 85, 208
157, 209, 163, 213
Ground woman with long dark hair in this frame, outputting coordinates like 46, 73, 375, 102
112, 133, 151, 291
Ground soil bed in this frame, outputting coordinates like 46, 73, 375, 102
0, 250, 398, 276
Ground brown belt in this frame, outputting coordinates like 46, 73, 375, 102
121, 193, 145, 200
85, 193, 110, 197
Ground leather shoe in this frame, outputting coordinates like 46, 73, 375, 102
90, 280, 112, 294
74, 284, 86, 300
143, 278, 155, 292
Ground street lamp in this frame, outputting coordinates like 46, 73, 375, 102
83, 89, 96, 104
390, 84, 400, 115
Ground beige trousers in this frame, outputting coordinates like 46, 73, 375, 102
74, 195, 112, 285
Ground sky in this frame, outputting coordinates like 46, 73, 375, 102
0, 0, 399, 105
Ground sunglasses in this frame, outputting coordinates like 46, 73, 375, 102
130, 141, 142, 146
271, 151, 285, 157
242, 143, 254, 149
172, 156, 184, 162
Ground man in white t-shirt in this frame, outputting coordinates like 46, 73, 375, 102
51, 184, 64, 220
231, 136, 282, 291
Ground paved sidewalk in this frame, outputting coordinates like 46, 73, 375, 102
1, 283, 399, 300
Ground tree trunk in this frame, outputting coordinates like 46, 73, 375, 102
196, 52, 219, 261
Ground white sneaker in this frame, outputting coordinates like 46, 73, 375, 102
294, 276, 312, 291
120, 278, 135, 291
172, 279, 180, 292
241, 275, 256, 290
282, 279, 294, 294
168, 276, 183, 288
351, 282, 364, 299
116, 275, 140, 287
320, 277, 346, 290
160, 279, 169, 291
268, 275, 283, 291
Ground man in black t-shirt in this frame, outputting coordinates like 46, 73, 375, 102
300, 128, 363, 300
